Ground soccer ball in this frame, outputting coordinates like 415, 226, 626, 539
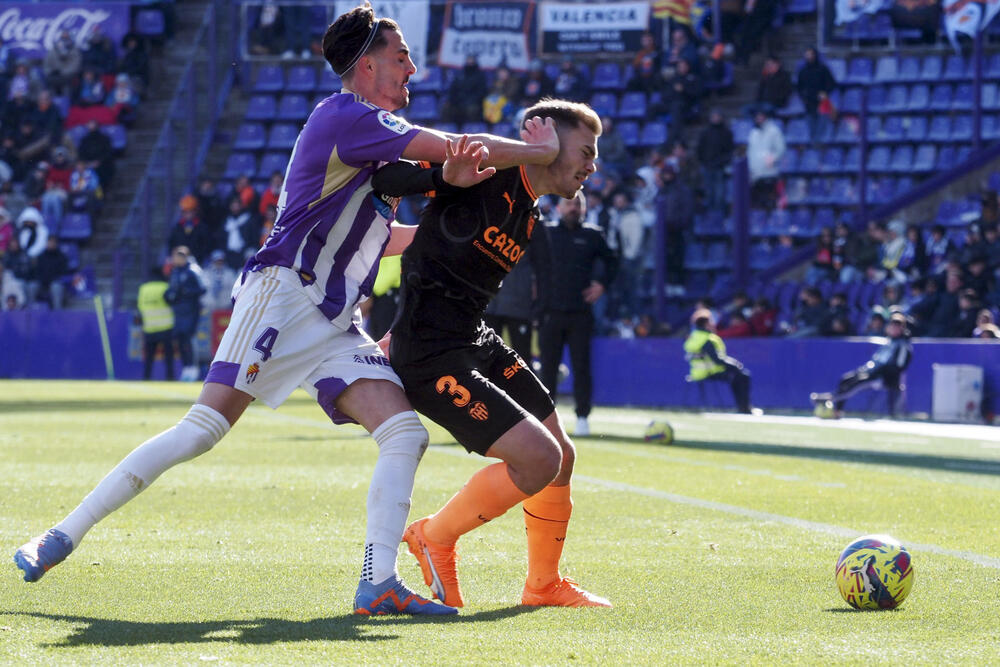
813, 400, 835, 419
644, 420, 674, 444
835, 534, 914, 610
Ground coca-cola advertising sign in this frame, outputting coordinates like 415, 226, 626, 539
0, 4, 131, 59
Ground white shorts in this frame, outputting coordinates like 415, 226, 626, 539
205, 266, 402, 424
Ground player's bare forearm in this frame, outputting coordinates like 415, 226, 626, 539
403, 117, 558, 169
464, 134, 557, 168
384, 222, 417, 256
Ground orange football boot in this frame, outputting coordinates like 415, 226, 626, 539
403, 518, 465, 607
521, 577, 612, 608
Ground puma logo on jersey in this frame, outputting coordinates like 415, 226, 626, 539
502, 191, 514, 214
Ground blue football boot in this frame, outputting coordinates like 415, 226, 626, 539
354, 575, 458, 616
14, 529, 74, 582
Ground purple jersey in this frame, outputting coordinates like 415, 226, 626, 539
246, 92, 419, 329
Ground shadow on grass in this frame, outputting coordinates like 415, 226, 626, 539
0, 399, 195, 414
7, 606, 538, 647
822, 607, 903, 614
596, 435, 1000, 477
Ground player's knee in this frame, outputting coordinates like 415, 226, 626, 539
524, 437, 562, 493
558, 438, 577, 475
374, 411, 429, 462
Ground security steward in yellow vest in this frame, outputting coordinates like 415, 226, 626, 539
137, 267, 175, 381
683, 308, 754, 414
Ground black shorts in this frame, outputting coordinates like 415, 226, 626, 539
392, 326, 555, 455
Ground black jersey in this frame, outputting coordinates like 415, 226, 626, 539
372, 162, 541, 340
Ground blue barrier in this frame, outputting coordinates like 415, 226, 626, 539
3, 311, 998, 417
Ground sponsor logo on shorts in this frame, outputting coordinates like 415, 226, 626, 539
502, 360, 526, 380
246, 362, 260, 383
468, 401, 489, 421
353, 354, 392, 367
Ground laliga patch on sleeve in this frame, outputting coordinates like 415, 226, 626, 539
377, 110, 412, 135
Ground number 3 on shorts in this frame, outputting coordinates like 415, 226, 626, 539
253, 327, 279, 361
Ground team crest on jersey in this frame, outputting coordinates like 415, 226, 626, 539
468, 401, 489, 421
377, 110, 411, 135
246, 363, 260, 383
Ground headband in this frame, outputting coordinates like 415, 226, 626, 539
336, 19, 380, 77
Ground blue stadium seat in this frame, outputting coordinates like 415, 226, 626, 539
825, 58, 847, 83
101, 124, 127, 152
983, 83, 1000, 110
790, 207, 814, 236
864, 116, 881, 141
927, 116, 951, 142
989, 53, 1000, 78
749, 209, 768, 236
779, 148, 798, 173
777, 94, 804, 118
768, 209, 791, 235
880, 115, 904, 142
285, 65, 317, 93
952, 83, 973, 111
407, 94, 438, 121
134, 8, 165, 37
830, 177, 856, 204
223, 152, 257, 180
906, 84, 929, 111
839, 87, 862, 114
814, 208, 835, 230
935, 145, 955, 171
276, 94, 310, 121
749, 242, 774, 270
684, 242, 706, 269
703, 61, 734, 92
889, 146, 913, 172
874, 56, 898, 83
929, 85, 953, 111
843, 147, 860, 172
898, 56, 920, 81
59, 241, 80, 271
617, 91, 647, 119
592, 63, 623, 90
267, 123, 299, 150
66, 125, 87, 146
943, 55, 969, 81
919, 55, 943, 81
786, 0, 816, 14
731, 118, 752, 144
913, 145, 936, 172
951, 115, 973, 142
60, 212, 92, 240
233, 123, 266, 151
257, 153, 288, 180
460, 122, 489, 134
617, 120, 640, 147
785, 177, 808, 204
639, 121, 668, 146
798, 148, 821, 173
820, 147, 844, 173
245, 94, 277, 121
845, 58, 873, 85
317, 69, 342, 92
833, 118, 859, 144
984, 115, 1000, 140
410, 66, 444, 93
589, 92, 617, 118
867, 146, 891, 172
254, 64, 285, 93
705, 242, 728, 269
785, 118, 810, 144
904, 115, 927, 141
434, 122, 458, 134
884, 84, 908, 113
866, 85, 887, 113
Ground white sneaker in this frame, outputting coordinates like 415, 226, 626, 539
575, 417, 590, 437
180, 365, 200, 382
281, 49, 295, 59
300, 49, 311, 59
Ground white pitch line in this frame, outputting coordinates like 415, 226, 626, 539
574, 474, 1000, 570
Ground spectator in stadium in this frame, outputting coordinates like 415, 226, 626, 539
964, 253, 991, 298
258, 204, 277, 247
137, 266, 175, 381
68, 160, 101, 218
164, 245, 205, 382
955, 289, 982, 338
521, 59, 554, 106
717, 309, 752, 337
668, 140, 702, 196
24, 162, 49, 204
626, 47, 665, 95
258, 171, 283, 216
604, 188, 646, 324
597, 116, 632, 179
78, 119, 115, 187
553, 58, 590, 102
632, 32, 661, 80
796, 47, 836, 144
75, 68, 106, 107
12, 117, 48, 173
82, 25, 118, 77
442, 55, 488, 125
118, 33, 150, 94
735, 0, 780, 66
877, 219, 907, 283
0, 207, 13, 253
482, 67, 520, 125
746, 109, 785, 211
904, 276, 937, 335
249, 2, 285, 55
43, 31, 82, 98
107, 73, 140, 125
754, 55, 793, 115
925, 224, 953, 273
7, 62, 43, 105
282, 5, 313, 59
33, 90, 65, 145
787, 286, 826, 338
984, 221, 1000, 267
749, 297, 777, 335
667, 28, 699, 72
167, 194, 212, 265
823, 292, 853, 336
664, 59, 702, 143
1, 236, 31, 307
195, 178, 225, 231
898, 223, 928, 279
838, 221, 881, 283
806, 226, 835, 285
202, 249, 238, 312
534, 191, 617, 437
684, 308, 755, 414
697, 109, 734, 213
811, 311, 912, 419
864, 308, 887, 336
32, 236, 69, 309
925, 270, 963, 337
16, 206, 48, 258
222, 194, 260, 270
231, 174, 257, 211
973, 309, 996, 338
657, 161, 694, 293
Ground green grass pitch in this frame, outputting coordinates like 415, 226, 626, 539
3, 380, 1000, 664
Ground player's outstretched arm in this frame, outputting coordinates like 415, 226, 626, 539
373, 136, 493, 197
402, 117, 559, 169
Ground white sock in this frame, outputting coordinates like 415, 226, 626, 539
362, 411, 428, 583
55, 404, 230, 547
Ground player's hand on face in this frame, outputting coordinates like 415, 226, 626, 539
521, 116, 559, 164
442, 135, 497, 188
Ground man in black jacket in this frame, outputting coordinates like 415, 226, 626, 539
811, 312, 913, 418
696, 109, 734, 212
657, 162, 694, 291
534, 191, 618, 437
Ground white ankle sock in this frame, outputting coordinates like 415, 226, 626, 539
362, 411, 428, 583
55, 404, 230, 546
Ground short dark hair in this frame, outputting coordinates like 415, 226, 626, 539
323, 4, 400, 78
521, 98, 602, 137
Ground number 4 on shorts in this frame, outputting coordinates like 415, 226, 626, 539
253, 327, 279, 361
